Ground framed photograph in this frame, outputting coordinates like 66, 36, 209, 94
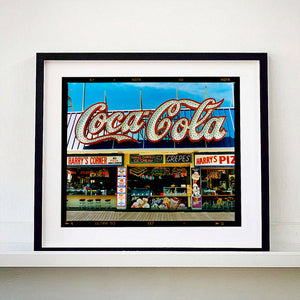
35, 53, 269, 251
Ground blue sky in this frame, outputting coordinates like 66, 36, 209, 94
67, 82, 235, 112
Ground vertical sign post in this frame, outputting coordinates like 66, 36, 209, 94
191, 168, 202, 210
117, 167, 127, 209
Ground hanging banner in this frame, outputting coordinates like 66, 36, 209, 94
191, 168, 202, 209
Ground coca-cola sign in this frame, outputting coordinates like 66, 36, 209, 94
75, 98, 227, 145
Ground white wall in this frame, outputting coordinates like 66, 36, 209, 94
0, 268, 300, 300
0, 0, 299, 298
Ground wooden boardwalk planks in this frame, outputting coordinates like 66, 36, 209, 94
66, 211, 234, 222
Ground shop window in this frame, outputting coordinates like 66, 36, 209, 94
200, 168, 235, 211
127, 166, 190, 210
66, 167, 117, 195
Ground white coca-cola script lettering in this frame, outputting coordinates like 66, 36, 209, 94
75, 98, 227, 144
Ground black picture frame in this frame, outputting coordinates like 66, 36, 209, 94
34, 53, 269, 251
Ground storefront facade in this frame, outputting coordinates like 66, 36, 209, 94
66, 97, 235, 212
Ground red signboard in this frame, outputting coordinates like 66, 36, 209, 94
194, 154, 235, 167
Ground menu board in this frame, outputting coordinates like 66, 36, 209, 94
117, 167, 127, 209
130, 154, 163, 164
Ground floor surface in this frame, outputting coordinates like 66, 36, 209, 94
66, 211, 235, 221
